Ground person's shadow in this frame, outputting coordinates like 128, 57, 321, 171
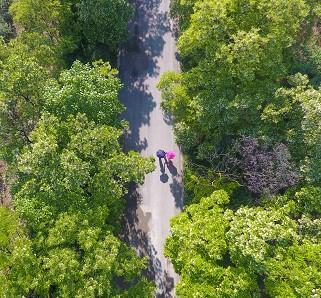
159, 158, 169, 183
166, 160, 177, 176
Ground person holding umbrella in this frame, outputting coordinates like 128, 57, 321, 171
156, 149, 177, 180
156, 149, 167, 159
156, 149, 168, 182
156, 149, 176, 161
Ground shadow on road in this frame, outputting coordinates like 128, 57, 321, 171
170, 177, 183, 209
162, 111, 173, 126
160, 160, 183, 209
166, 160, 177, 176
160, 173, 169, 183
121, 183, 175, 297
119, 0, 182, 296
120, 0, 171, 152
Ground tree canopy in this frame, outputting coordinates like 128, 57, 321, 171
0, 0, 156, 295
9, 0, 133, 62
0, 60, 155, 296
77, 0, 133, 50
162, 0, 321, 296
166, 190, 321, 297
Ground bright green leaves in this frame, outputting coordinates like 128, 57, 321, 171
43, 248, 81, 295
265, 242, 321, 297
1, 0, 153, 294
0, 210, 151, 297
10, 0, 78, 55
0, 207, 23, 264
0, 59, 123, 162
294, 187, 321, 244
166, 191, 259, 297
226, 206, 298, 272
15, 112, 154, 232
11, 60, 154, 235
189, 28, 285, 141
0, 59, 155, 295
1, 238, 40, 297
165, 192, 229, 271
166, 189, 321, 296
295, 186, 321, 216
158, 72, 191, 124
10, 0, 70, 35
161, 0, 315, 158
178, 0, 308, 65
245, 0, 309, 45
165, 0, 321, 295
0, 208, 40, 297
45, 61, 124, 126
39, 212, 150, 297
0, 54, 48, 161
175, 267, 258, 298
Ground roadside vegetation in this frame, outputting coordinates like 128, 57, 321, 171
0, 0, 155, 296
2, 0, 321, 296
159, 0, 321, 296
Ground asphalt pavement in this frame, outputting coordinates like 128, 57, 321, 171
119, 0, 183, 296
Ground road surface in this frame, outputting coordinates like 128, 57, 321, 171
119, 0, 183, 296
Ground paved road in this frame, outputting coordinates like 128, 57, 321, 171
119, 0, 183, 296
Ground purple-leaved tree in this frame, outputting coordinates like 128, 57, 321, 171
238, 136, 299, 197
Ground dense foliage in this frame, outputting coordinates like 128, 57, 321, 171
9, 0, 133, 62
161, 0, 321, 296
77, 0, 133, 50
0, 60, 155, 296
0, 0, 13, 39
159, 0, 321, 178
0, 0, 156, 296
166, 189, 321, 297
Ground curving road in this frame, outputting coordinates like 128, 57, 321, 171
119, 0, 183, 296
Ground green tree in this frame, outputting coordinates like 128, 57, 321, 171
0, 29, 70, 162
165, 190, 259, 297
9, 0, 78, 55
166, 189, 321, 296
10, 112, 155, 296
0, 207, 40, 297
77, 0, 133, 51
295, 186, 321, 216
8, 0, 134, 62
0, 50, 49, 161
159, 0, 311, 156
226, 205, 298, 273
5, 32, 65, 70
38, 213, 152, 297
262, 73, 321, 182
15, 113, 154, 231
44, 60, 124, 126
0, 208, 154, 297
0, 59, 155, 295
265, 242, 321, 297
163, 0, 321, 295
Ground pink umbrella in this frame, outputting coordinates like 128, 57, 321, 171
166, 150, 176, 160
